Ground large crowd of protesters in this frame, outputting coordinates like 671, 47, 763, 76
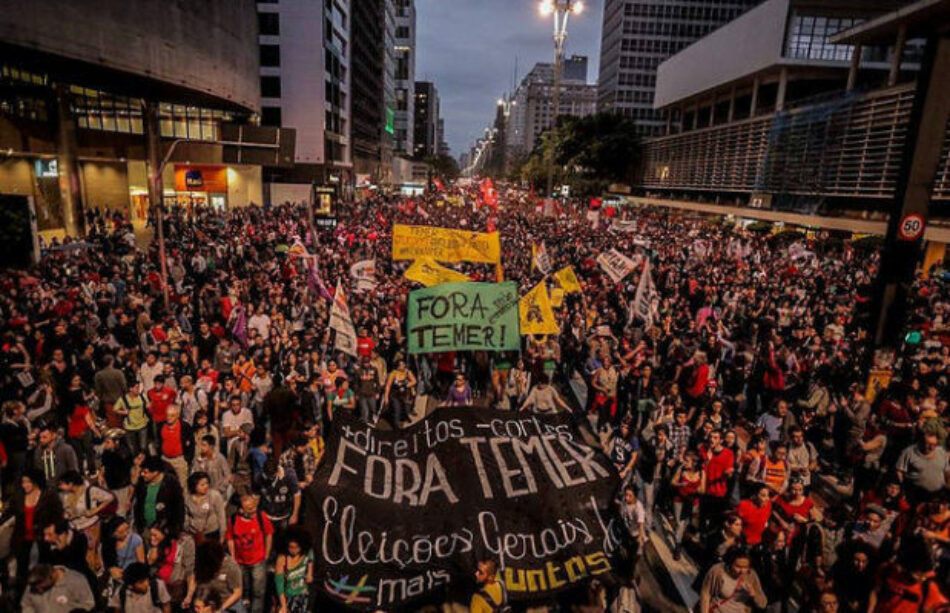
0, 184, 948, 613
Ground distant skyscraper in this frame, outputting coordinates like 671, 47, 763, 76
394, 0, 416, 156
413, 81, 440, 159
597, 0, 762, 135
505, 57, 597, 158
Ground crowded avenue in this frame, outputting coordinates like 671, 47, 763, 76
1, 182, 949, 613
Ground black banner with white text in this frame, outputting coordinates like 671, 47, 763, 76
303, 408, 622, 610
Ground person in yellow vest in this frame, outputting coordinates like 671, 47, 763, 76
470, 559, 509, 613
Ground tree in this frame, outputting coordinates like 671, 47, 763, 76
425, 154, 461, 181
555, 113, 641, 183
509, 112, 641, 193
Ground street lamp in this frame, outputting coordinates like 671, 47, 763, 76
539, 0, 582, 198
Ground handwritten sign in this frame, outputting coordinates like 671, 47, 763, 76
303, 408, 622, 610
406, 282, 520, 354
392, 225, 501, 264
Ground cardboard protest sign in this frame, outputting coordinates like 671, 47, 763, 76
303, 408, 622, 611
406, 282, 520, 354
404, 258, 471, 287
392, 225, 501, 264
329, 280, 358, 356
532, 242, 552, 275
596, 249, 637, 284
350, 259, 377, 292
631, 259, 658, 327
520, 282, 560, 336
553, 266, 582, 293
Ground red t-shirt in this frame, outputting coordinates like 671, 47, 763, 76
227, 512, 274, 565
356, 336, 375, 359
704, 447, 735, 498
148, 387, 176, 424
737, 499, 772, 545
161, 421, 184, 458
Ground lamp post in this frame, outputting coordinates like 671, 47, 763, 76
539, 0, 582, 198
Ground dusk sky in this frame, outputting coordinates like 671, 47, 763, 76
415, 0, 604, 160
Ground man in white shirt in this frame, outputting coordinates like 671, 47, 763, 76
138, 352, 165, 391
221, 396, 254, 451
248, 305, 272, 340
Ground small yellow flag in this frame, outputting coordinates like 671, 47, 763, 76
553, 266, 582, 293
404, 258, 471, 287
551, 287, 565, 307
519, 282, 560, 336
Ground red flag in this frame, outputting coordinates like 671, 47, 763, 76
433, 177, 445, 191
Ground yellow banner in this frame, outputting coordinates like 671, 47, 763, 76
553, 266, 582, 293
519, 282, 560, 336
551, 287, 565, 307
404, 258, 471, 287
392, 224, 501, 263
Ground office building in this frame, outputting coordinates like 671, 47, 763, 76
351, 0, 390, 184
257, 0, 351, 201
0, 0, 292, 238
413, 81, 440, 159
394, 0, 416, 156
635, 0, 950, 221
597, 0, 762, 135
505, 57, 598, 158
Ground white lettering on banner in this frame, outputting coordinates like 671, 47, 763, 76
321, 495, 475, 569
328, 437, 460, 505
478, 511, 595, 568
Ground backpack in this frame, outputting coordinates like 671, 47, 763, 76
229, 510, 268, 540
119, 576, 164, 610
85, 483, 119, 519
476, 581, 511, 613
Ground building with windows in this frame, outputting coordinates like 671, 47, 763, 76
597, 0, 762, 135
505, 57, 597, 159
350, 0, 395, 185
256, 0, 350, 202
413, 81, 440, 159
0, 0, 293, 236
394, 0, 416, 157
635, 0, 950, 227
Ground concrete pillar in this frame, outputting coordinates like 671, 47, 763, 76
775, 67, 789, 112
750, 76, 760, 117
727, 87, 736, 122
888, 24, 907, 87
692, 103, 700, 130
847, 43, 863, 92
54, 83, 85, 237
144, 100, 170, 310
666, 109, 672, 135
677, 107, 685, 133
871, 35, 950, 348
709, 96, 716, 126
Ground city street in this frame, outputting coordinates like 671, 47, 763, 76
2, 2, 950, 613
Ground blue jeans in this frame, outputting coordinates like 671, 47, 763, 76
358, 396, 377, 423
241, 562, 268, 613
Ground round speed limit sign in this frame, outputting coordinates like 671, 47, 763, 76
898, 213, 925, 241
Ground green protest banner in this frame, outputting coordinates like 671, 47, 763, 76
407, 282, 520, 354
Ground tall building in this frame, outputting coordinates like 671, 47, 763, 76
597, 0, 763, 135
413, 81, 440, 159
0, 0, 291, 238
505, 57, 598, 158
351, 0, 389, 183
394, 0, 416, 156
635, 0, 943, 218
257, 0, 351, 199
